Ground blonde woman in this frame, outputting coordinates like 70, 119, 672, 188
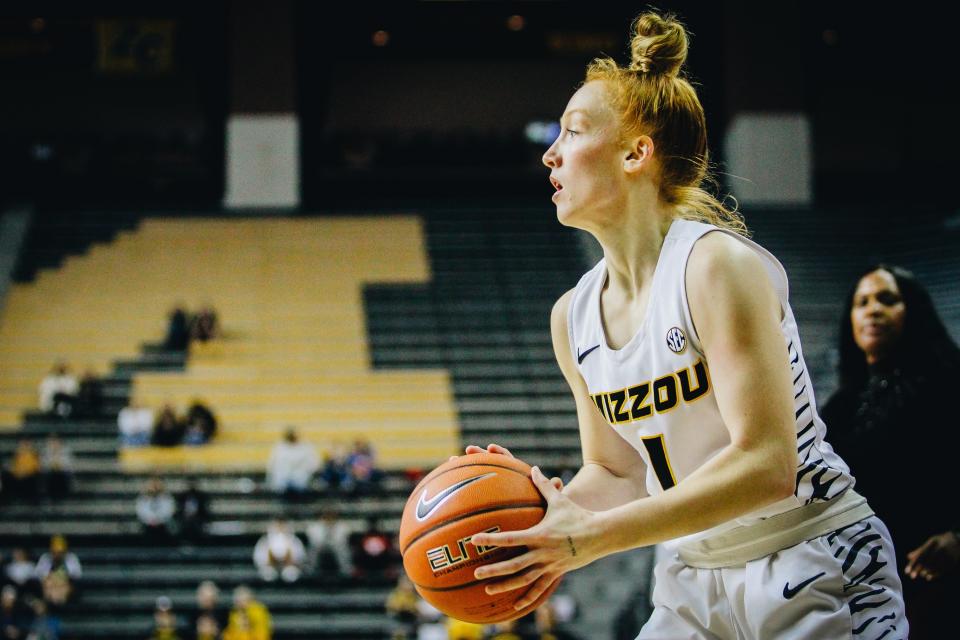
466, 10, 906, 639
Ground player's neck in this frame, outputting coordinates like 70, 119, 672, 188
596, 205, 674, 300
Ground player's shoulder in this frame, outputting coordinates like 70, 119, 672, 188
551, 287, 576, 331
687, 229, 767, 291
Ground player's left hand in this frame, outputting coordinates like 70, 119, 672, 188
470, 465, 603, 610
905, 531, 960, 581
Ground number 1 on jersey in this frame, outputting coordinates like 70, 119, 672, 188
641, 434, 677, 490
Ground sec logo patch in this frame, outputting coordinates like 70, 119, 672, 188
666, 327, 686, 354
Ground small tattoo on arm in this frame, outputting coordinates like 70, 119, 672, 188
566, 535, 577, 557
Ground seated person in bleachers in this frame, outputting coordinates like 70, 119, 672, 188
118, 400, 155, 447
343, 438, 383, 495
385, 574, 420, 640
75, 367, 104, 418
183, 400, 217, 446
225, 586, 271, 640
266, 428, 318, 500
8, 440, 41, 500
305, 509, 352, 578
318, 442, 348, 492
531, 599, 583, 640
195, 613, 220, 640
163, 305, 191, 351
4, 549, 39, 596
27, 599, 60, 640
35, 535, 81, 609
136, 477, 177, 542
351, 518, 397, 580
149, 596, 179, 640
1, 584, 32, 639
41, 434, 73, 499
253, 518, 306, 583
176, 478, 210, 543
37, 362, 78, 418
191, 580, 228, 639
189, 305, 220, 343
151, 405, 185, 447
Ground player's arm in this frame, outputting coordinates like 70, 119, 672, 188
587, 231, 797, 552
471, 233, 797, 608
550, 289, 649, 511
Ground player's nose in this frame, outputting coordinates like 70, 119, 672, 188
542, 141, 560, 169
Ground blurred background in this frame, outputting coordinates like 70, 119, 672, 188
0, 1, 958, 639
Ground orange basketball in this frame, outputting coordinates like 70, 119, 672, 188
399, 452, 559, 623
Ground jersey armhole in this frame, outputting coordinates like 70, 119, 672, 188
682, 229, 792, 354
680, 238, 707, 357
566, 286, 579, 369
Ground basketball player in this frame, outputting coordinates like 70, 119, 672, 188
465, 11, 906, 638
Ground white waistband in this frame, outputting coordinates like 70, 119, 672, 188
677, 489, 873, 569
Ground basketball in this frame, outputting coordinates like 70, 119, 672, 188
399, 452, 559, 623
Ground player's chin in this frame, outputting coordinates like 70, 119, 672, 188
555, 206, 585, 230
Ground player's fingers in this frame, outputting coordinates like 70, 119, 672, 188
474, 553, 543, 595
470, 528, 532, 548
551, 476, 564, 491
530, 466, 561, 502
486, 443, 514, 457
464, 445, 486, 455
514, 573, 557, 610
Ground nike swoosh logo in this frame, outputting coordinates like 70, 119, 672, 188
782, 571, 826, 599
577, 344, 600, 364
415, 473, 497, 521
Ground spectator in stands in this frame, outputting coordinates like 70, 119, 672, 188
4, 550, 38, 595
318, 443, 348, 492
75, 367, 103, 418
190, 581, 227, 640
531, 599, 582, 640
35, 536, 81, 609
189, 305, 219, 343
182, 400, 217, 446
163, 305, 191, 351
136, 477, 177, 542
253, 518, 306, 583
40, 435, 73, 499
385, 575, 419, 640
117, 399, 154, 447
266, 428, 318, 500
486, 619, 522, 640
305, 509, 352, 578
149, 596, 180, 640
8, 441, 40, 500
445, 617, 484, 640
225, 586, 271, 640
151, 404, 185, 447
343, 438, 383, 495
176, 479, 210, 543
821, 265, 960, 639
194, 614, 219, 640
351, 518, 396, 580
1, 584, 31, 639
26, 598, 59, 640
37, 363, 78, 418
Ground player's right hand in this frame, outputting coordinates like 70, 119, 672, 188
465, 443, 514, 457
456, 444, 563, 492
450, 443, 514, 462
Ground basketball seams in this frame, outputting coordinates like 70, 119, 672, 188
407, 460, 533, 501
399, 502, 545, 556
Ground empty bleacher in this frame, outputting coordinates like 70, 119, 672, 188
0, 207, 586, 639
2, 205, 957, 639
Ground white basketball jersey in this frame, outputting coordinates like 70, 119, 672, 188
567, 218, 853, 548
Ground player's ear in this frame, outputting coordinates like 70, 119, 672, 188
623, 135, 654, 175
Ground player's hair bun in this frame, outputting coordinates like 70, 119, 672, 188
628, 11, 688, 78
